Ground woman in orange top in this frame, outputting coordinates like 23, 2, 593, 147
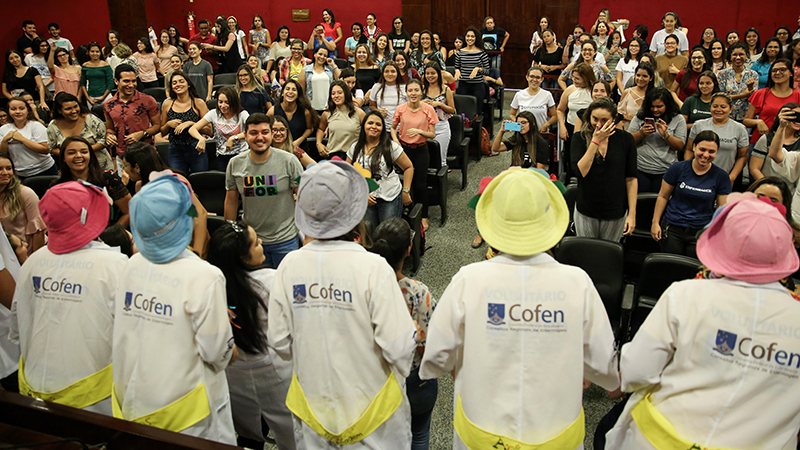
391, 79, 438, 230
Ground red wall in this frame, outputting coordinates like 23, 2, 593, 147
577, 1, 787, 48
2, 0, 111, 56
1, 0, 400, 60
149, 0, 401, 53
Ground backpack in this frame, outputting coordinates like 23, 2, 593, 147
481, 127, 492, 155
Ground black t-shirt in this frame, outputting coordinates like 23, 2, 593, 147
534, 46, 564, 75
387, 31, 411, 54
480, 27, 507, 51
17, 34, 34, 54
571, 131, 638, 220
503, 135, 549, 168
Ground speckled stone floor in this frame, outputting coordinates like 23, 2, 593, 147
264, 91, 622, 450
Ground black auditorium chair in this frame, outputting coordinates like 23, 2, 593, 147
562, 184, 578, 237
403, 203, 423, 274
189, 171, 227, 216
555, 236, 625, 338
446, 116, 470, 190
623, 193, 661, 281
623, 253, 701, 343
213, 73, 237, 86
453, 94, 484, 161
155, 142, 170, 164
143, 87, 167, 103
22, 175, 59, 200
426, 140, 448, 226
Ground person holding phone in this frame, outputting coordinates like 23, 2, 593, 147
491, 112, 549, 169
750, 102, 800, 182
628, 87, 687, 193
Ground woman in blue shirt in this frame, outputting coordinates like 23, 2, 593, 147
651, 130, 732, 257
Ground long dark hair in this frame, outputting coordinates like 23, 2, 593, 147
690, 70, 720, 98
681, 47, 712, 91
758, 37, 784, 64
413, 30, 435, 67
350, 110, 394, 180
323, 9, 336, 26
633, 62, 657, 92
506, 111, 543, 167
280, 79, 319, 129
168, 25, 185, 51
276, 26, 291, 44
3, 50, 26, 86
747, 176, 798, 230
422, 61, 444, 93
624, 37, 645, 63
769, 102, 800, 135
137, 37, 154, 54
216, 85, 243, 116
208, 221, 269, 354
373, 33, 392, 60
376, 61, 403, 102
465, 26, 483, 51
104, 30, 120, 58
636, 87, 680, 122
744, 28, 762, 54
581, 97, 618, 144
326, 80, 356, 117
352, 22, 368, 45
56, 135, 105, 187
52, 92, 89, 120
215, 18, 231, 46
370, 217, 411, 269
391, 16, 408, 36
30, 37, 49, 59
166, 71, 202, 116
100, 224, 134, 257
123, 142, 169, 187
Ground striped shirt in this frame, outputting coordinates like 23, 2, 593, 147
454, 50, 490, 84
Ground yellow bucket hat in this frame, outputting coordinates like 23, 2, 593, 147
476, 169, 569, 256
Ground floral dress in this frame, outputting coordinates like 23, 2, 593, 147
399, 277, 437, 370
717, 67, 759, 121
250, 29, 270, 65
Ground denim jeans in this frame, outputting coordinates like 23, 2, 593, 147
364, 192, 403, 228
456, 81, 485, 112
262, 235, 300, 268
216, 153, 238, 171
407, 368, 438, 450
168, 141, 208, 175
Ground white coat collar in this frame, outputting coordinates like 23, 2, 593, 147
713, 277, 792, 295
81, 240, 119, 252
304, 240, 367, 252
489, 252, 556, 266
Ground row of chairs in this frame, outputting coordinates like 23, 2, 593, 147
554, 236, 700, 346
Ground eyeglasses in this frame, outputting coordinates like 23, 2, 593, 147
772, 67, 789, 74
777, 31, 789, 36
691, 56, 705, 60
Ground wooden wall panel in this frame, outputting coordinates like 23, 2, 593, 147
423, 0, 580, 87
108, 0, 148, 53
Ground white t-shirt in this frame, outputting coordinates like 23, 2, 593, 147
24, 54, 52, 88
0, 223, 20, 379
650, 29, 689, 56
47, 37, 74, 52
0, 122, 55, 177
347, 141, 404, 201
234, 29, 247, 59
615, 57, 639, 94
202, 110, 250, 155
310, 72, 330, 111
510, 89, 555, 129
369, 83, 408, 128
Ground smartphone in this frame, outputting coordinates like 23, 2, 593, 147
504, 122, 522, 132
644, 118, 655, 127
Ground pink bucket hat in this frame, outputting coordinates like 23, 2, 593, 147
39, 181, 111, 254
697, 193, 799, 283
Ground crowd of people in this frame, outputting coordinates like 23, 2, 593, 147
1, 7, 800, 450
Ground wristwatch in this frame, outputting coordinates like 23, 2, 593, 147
403, 187, 411, 194
142, 131, 151, 140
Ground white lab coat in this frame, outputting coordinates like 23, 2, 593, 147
10, 241, 127, 414
226, 268, 296, 450
112, 250, 235, 445
268, 240, 417, 450
606, 278, 800, 449
420, 253, 619, 450
0, 223, 20, 381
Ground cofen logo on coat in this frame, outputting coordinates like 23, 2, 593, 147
292, 283, 353, 303
713, 329, 800, 368
488, 303, 506, 325
123, 292, 173, 316
32, 276, 82, 295
293, 284, 307, 304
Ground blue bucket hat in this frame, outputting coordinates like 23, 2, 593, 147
129, 175, 195, 264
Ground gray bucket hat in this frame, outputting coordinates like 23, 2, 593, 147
295, 161, 368, 239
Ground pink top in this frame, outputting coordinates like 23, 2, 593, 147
393, 102, 439, 145
53, 65, 81, 97
156, 45, 179, 75
133, 52, 159, 82
322, 22, 342, 41
0, 185, 46, 252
